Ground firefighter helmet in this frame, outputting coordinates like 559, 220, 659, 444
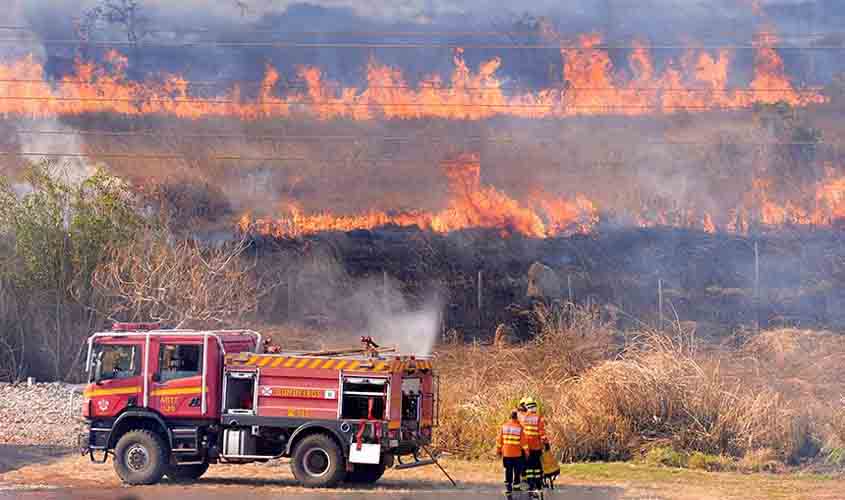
522, 396, 538, 410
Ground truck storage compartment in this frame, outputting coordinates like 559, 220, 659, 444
341, 377, 387, 419
401, 378, 421, 427
224, 371, 256, 415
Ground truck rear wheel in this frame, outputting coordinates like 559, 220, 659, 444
291, 434, 346, 488
346, 463, 386, 484
113, 430, 168, 485
165, 462, 209, 482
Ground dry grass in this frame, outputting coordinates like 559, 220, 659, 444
434, 309, 845, 469
434, 307, 617, 458
550, 330, 815, 464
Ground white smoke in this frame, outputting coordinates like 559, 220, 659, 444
4, 1, 43, 59
293, 248, 442, 356
347, 277, 443, 356
16, 119, 97, 184
17, 0, 771, 29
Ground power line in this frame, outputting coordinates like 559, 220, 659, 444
0, 95, 827, 110
0, 152, 358, 162
10, 129, 838, 147
3, 25, 845, 39
0, 79, 825, 94
1, 38, 843, 50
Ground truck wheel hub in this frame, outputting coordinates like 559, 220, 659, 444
303, 449, 330, 477
126, 444, 150, 471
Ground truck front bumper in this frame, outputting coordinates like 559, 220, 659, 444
78, 425, 111, 463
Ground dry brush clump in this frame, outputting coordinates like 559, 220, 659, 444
740, 328, 845, 464
435, 311, 831, 467
434, 306, 617, 458
92, 232, 261, 328
549, 330, 815, 464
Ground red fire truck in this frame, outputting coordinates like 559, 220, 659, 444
79, 323, 438, 487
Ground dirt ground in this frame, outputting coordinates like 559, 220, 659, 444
1, 446, 843, 500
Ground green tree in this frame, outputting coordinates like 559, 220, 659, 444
0, 162, 142, 380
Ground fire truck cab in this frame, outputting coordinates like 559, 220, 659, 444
80, 323, 437, 487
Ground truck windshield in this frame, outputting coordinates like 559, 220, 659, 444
92, 344, 139, 381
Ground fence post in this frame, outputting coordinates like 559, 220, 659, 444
477, 270, 483, 330
287, 271, 296, 321
383, 270, 389, 312
658, 278, 664, 331
754, 241, 760, 334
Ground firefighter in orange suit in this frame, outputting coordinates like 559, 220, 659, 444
496, 410, 529, 497
519, 396, 548, 492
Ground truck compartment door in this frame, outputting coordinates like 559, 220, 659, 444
223, 370, 257, 415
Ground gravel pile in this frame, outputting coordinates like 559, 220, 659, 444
0, 382, 85, 447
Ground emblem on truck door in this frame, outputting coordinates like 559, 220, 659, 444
97, 399, 109, 412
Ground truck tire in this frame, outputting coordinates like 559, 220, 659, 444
113, 430, 168, 485
165, 462, 209, 482
345, 463, 386, 484
291, 434, 346, 488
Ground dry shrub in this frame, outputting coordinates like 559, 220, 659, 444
434, 306, 616, 458
740, 328, 845, 459
93, 233, 258, 328
435, 315, 825, 466
826, 398, 845, 451
551, 329, 815, 463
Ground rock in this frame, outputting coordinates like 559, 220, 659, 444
527, 262, 562, 301
443, 328, 463, 345
494, 324, 516, 347
0, 382, 85, 447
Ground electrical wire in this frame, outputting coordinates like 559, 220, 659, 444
9, 129, 837, 147
0, 79, 826, 93
2, 25, 845, 39
0, 38, 843, 50
0, 95, 828, 110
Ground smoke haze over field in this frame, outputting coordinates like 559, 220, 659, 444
4, 0, 845, 353
6, 0, 845, 87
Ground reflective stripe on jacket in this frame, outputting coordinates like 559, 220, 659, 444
520, 412, 547, 450
496, 420, 529, 458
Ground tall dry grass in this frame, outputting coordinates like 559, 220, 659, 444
549, 331, 813, 463
434, 307, 617, 458
435, 308, 837, 466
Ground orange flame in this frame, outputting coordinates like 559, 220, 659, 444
240, 153, 598, 239
0, 31, 826, 121
240, 161, 845, 239
247, 161, 845, 239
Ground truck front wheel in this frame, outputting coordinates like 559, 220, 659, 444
113, 430, 168, 485
291, 434, 346, 488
